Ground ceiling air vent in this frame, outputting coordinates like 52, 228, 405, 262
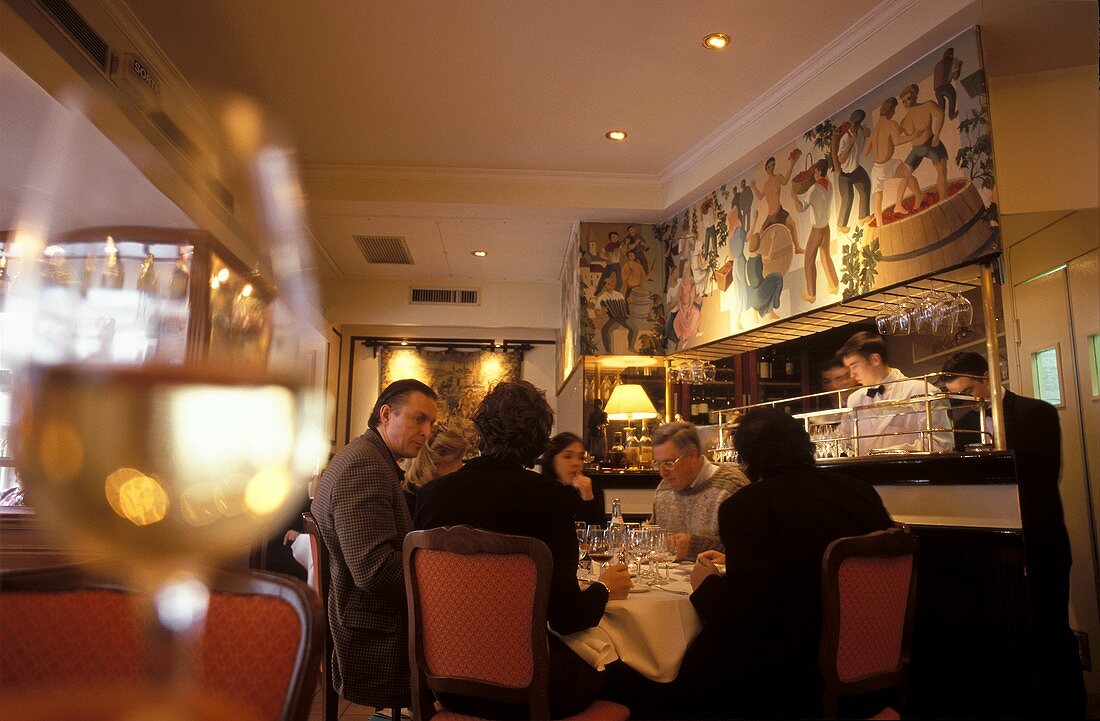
354, 235, 413, 265
33, 0, 110, 72
410, 287, 480, 306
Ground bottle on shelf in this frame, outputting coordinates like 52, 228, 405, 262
758, 350, 772, 380
623, 426, 640, 468
608, 432, 625, 468
784, 354, 796, 378
697, 393, 710, 425
638, 422, 653, 467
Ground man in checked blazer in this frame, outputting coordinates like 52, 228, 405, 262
312, 379, 438, 712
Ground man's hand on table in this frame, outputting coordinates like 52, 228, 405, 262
697, 550, 726, 565
598, 562, 632, 600
673, 532, 693, 560
690, 555, 720, 590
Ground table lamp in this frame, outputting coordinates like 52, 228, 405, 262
604, 384, 659, 467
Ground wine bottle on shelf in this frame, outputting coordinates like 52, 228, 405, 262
638, 422, 653, 467
758, 351, 771, 380
698, 394, 710, 425
784, 354, 796, 378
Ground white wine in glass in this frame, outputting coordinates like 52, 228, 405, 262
6, 90, 325, 716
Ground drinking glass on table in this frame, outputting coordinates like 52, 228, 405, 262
648, 529, 675, 586
575, 522, 589, 575
586, 526, 613, 574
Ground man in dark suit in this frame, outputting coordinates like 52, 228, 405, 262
415, 380, 631, 719
942, 352, 1085, 717
311, 379, 438, 713
680, 407, 893, 719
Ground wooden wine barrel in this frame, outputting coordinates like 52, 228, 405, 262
866, 178, 995, 287
758, 222, 794, 278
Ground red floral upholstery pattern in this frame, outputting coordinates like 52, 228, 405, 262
0, 588, 302, 721
201, 594, 301, 721
432, 698, 630, 721
415, 550, 536, 687
0, 591, 145, 688
835, 554, 913, 682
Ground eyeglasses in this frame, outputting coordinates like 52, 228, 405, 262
651, 456, 683, 472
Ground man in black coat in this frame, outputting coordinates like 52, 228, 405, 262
678, 407, 893, 719
415, 381, 632, 719
942, 352, 1085, 717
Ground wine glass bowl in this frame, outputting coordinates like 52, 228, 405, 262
5, 89, 326, 705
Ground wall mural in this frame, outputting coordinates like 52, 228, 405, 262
379, 347, 521, 429
659, 28, 997, 353
578, 221, 666, 356
557, 227, 582, 387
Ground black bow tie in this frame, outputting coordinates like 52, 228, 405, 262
866, 385, 886, 398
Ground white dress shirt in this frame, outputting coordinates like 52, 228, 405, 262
842, 367, 953, 454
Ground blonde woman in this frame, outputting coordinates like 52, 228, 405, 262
403, 425, 468, 515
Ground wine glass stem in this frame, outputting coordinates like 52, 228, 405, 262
136, 570, 210, 689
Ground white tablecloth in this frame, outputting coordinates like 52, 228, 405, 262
559, 565, 702, 682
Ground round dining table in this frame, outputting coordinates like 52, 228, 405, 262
559, 563, 703, 683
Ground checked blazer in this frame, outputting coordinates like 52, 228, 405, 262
311, 429, 411, 709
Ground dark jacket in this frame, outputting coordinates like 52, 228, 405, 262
680, 464, 893, 719
310, 429, 411, 708
414, 455, 609, 634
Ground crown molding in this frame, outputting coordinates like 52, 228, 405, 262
302, 163, 660, 189
657, 0, 922, 192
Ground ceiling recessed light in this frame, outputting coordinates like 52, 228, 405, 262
605, 130, 628, 141
472, 250, 487, 257
702, 33, 730, 50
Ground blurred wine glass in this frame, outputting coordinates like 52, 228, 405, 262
6, 90, 326, 714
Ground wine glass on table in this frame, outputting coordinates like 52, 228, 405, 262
6, 90, 326, 717
648, 529, 674, 586
575, 522, 590, 578
586, 526, 613, 575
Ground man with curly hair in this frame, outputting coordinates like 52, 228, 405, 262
415, 380, 632, 718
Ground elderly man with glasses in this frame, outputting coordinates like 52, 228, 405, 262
650, 421, 749, 559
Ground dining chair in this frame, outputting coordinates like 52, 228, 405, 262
819, 527, 919, 720
302, 511, 339, 721
0, 563, 321, 721
403, 525, 630, 721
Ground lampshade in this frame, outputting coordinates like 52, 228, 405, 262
604, 383, 659, 420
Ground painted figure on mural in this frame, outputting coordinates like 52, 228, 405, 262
622, 247, 648, 300
933, 47, 963, 121
595, 275, 637, 353
865, 96, 918, 229
745, 209, 784, 321
899, 83, 949, 210
624, 224, 649, 274
685, 228, 713, 299
673, 270, 702, 349
790, 158, 840, 303
595, 230, 625, 295
830, 108, 873, 233
750, 154, 806, 255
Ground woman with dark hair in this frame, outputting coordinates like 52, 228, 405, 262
540, 431, 605, 527
415, 381, 631, 719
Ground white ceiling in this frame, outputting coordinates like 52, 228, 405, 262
3, 0, 1095, 291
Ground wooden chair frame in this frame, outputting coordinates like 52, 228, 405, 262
301, 511, 339, 721
819, 528, 919, 719
403, 525, 554, 721
0, 562, 322, 721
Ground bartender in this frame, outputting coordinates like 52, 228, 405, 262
838, 331, 952, 453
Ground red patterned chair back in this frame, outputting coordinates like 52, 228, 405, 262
0, 564, 321, 721
819, 528, 918, 720
404, 526, 552, 720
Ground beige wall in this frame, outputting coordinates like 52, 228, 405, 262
324, 276, 561, 330
988, 65, 1099, 215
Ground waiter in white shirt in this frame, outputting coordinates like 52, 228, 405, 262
838, 331, 952, 454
